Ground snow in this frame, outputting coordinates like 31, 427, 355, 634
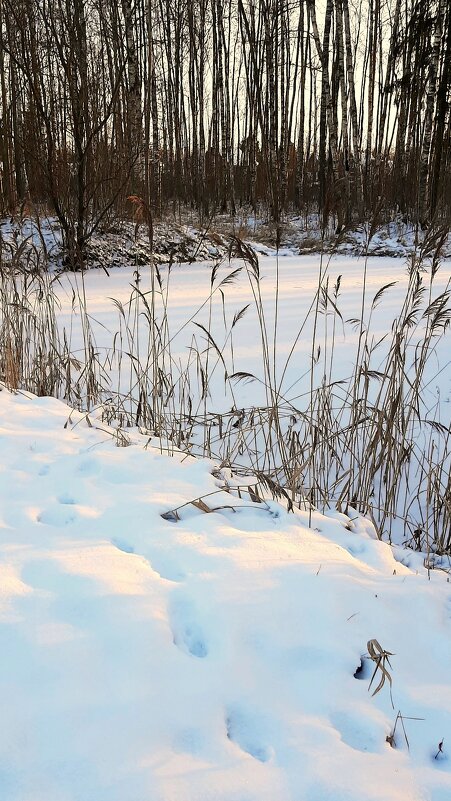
1, 384, 450, 801
53, 252, 451, 549
1, 241, 451, 798
2, 213, 450, 271
56, 253, 451, 410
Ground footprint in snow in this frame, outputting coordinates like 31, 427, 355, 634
77, 457, 100, 477
111, 539, 185, 582
169, 595, 208, 658
147, 555, 185, 583
57, 493, 77, 505
225, 705, 273, 763
37, 493, 102, 527
329, 708, 380, 754
346, 538, 367, 557
37, 506, 78, 526
111, 538, 135, 554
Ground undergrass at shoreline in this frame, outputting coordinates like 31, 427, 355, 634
2, 209, 451, 274
0, 226, 450, 554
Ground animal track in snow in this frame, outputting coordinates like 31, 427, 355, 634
225, 705, 273, 762
37, 495, 97, 527
76, 457, 100, 477
111, 538, 135, 554
111, 539, 185, 582
329, 709, 380, 754
346, 541, 367, 557
169, 595, 208, 658
146, 553, 185, 582
57, 493, 77, 505
37, 506, 78, 526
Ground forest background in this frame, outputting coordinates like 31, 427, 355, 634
0, 0, 450, 268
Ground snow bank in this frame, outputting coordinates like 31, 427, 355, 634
0, 385, 450, 800
2, 214, 450, 273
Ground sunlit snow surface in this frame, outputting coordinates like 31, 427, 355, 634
55, 254, 451, 416
52, 253, 451, 550
0, 385, 450, 801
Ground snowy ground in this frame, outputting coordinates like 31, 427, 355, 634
2, 212, 451, 271
59, 253, 451, 396
55, 252, 451, 450
2, 246, 451, 798
1, 385, 450, 801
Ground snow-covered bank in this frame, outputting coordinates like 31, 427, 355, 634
0, 385, 450, 801
2, 213, 451, 272
3, 249, 450, 550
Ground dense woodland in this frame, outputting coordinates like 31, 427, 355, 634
0, 0, 450, 266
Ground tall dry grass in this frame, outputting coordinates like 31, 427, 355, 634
0, 223, 450, 554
